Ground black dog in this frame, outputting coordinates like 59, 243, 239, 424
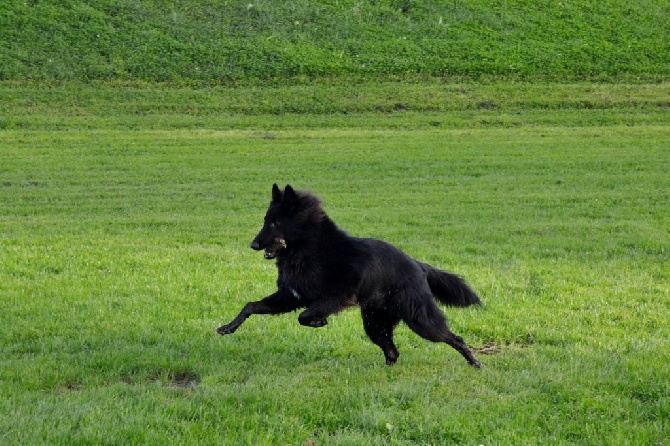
217, 184, 482, 367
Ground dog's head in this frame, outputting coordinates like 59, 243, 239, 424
250, 183, 323, 260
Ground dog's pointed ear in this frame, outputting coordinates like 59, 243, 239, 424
271, 183, 282, 203
284, 184, 296, 199
282, 184, 298, 213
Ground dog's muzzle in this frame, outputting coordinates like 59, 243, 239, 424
251, 239, 286, 260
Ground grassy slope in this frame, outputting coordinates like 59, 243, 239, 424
1, 0, 669, 82
0, 85, 669, 444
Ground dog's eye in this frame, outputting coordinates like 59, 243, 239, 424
270, 220, 280, 227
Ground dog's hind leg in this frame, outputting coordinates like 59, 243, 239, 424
442, 331, 482, 368
402, 293, 482, 368
361, 308, 401, 365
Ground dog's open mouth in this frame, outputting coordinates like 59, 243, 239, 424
264, 239, 287, 260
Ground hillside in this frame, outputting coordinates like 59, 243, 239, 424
1, 0, 669, 83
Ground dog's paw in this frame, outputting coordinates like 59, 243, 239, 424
216, 324, 237, 335
309, 318, 328, 328
298, 313, 328, 328
384, 350, 399, 365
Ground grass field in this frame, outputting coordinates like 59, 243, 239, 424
1, 83, 669, 444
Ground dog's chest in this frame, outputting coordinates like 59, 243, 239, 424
278, 274, 317, 302
276, 259, 321, 302
288, 287, 302, 300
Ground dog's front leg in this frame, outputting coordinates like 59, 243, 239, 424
216, 291, 300, 335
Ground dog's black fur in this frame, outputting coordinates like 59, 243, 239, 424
217, 184, 482, 367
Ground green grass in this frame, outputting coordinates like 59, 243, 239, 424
2, 81, 670, 130
2, 0, 669, 82
3, 0, 668, 442
0, 85, 670, 445
1, 83, 669, 444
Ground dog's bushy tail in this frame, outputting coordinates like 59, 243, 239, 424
419, 262, 482, 307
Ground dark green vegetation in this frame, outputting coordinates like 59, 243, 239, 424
1, 0, 669, 83
1, 83, 669, 444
